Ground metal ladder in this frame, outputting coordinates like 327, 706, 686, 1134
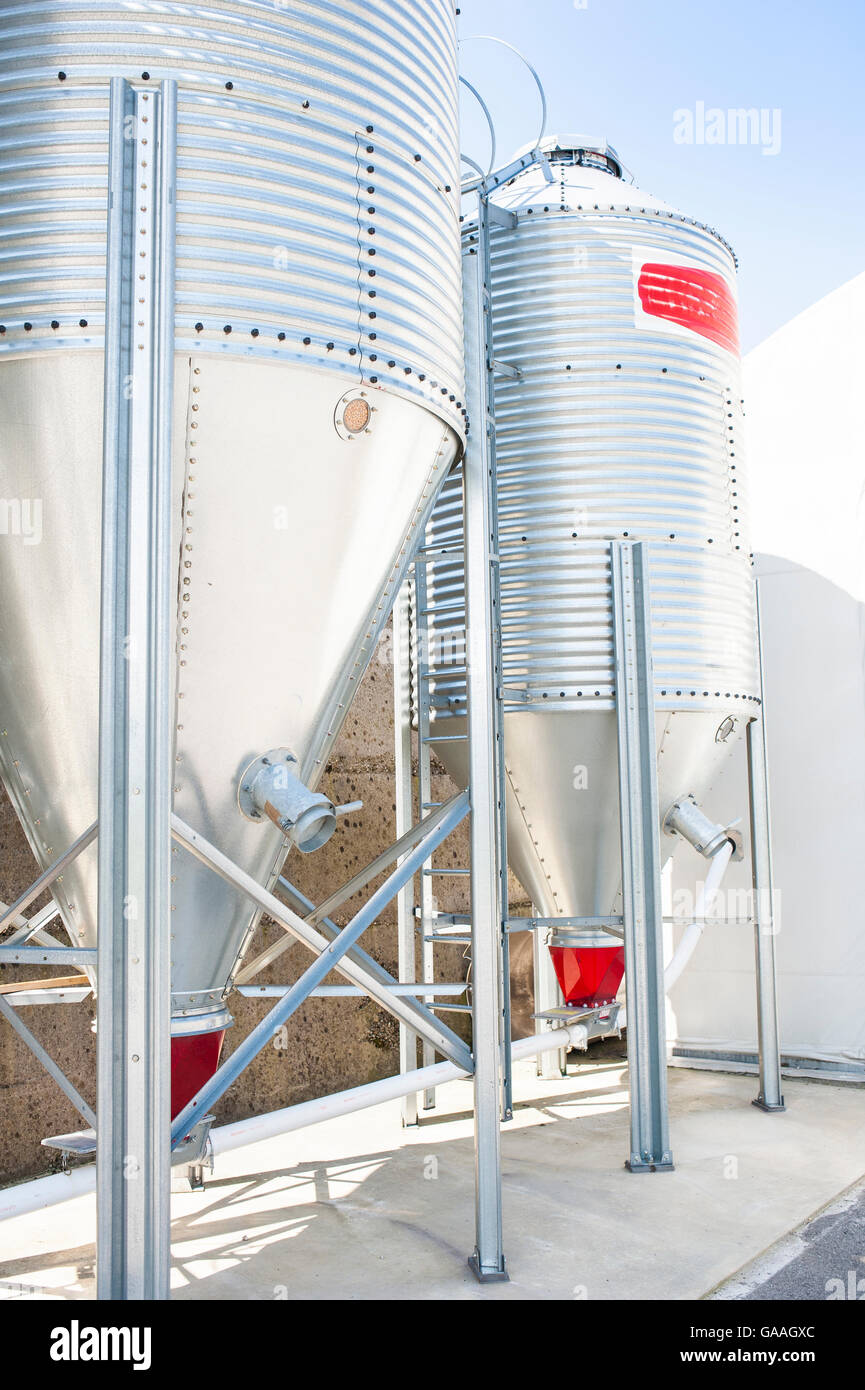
408, 495, 513, 1120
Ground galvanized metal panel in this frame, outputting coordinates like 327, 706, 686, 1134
0, 1, 463, 1033
422, 143, 759, 917
0, 0, 465, 432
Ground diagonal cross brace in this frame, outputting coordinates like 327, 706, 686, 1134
170, 791, 472, 1145
2, 900, 63, 949
234, 790, 468, 985
0, 822, 98, 935
271, 878, 452, 1019
0, 995, 96, 1129
171, 798, 471, 1044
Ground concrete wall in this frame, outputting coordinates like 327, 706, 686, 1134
0, 633, 478, 1184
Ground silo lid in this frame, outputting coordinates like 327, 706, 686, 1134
514, 134, 624, 178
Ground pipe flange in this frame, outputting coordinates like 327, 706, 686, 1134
663, 794, 744, 861
238, 748, 299, 822
238, 746, 337, 853
548, 928, 623, 949
170, 1006, 234, 1037
722, 827, 744, 861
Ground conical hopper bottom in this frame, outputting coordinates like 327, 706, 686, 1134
434, 703, 747, 925
0, 351, 459, 1086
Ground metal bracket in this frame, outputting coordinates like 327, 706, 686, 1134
488, 204, 518, 231
42, 1129, 97, 1162
492, 359, 522, 379
468, 1253, 509, 1284
170, 1117, 215, 1188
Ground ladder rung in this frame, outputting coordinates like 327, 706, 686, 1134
422, 868, 470, 876
422, 735, 468, 744
415, 911, 472, 925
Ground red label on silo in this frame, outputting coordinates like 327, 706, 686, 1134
637, 262, 740, 355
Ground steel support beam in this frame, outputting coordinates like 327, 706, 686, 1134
393, 580, 419, 1125
465, 190, 507, 1281
748, 581, 785, 1113
238, 984, 467, 999
495, 661, 512, 1119
611, 541, 673, 1173
96, 78, 176, 1300
413, 560, 438, 1109
0, 947, 97, 966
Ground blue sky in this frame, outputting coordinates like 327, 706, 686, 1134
456, 0, 864, 352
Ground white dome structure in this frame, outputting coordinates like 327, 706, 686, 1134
744, 271, 865, 602
669, 272, 865, 1079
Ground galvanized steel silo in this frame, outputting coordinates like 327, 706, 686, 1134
424, 136, 758, 1002
0, 0, 464, 1107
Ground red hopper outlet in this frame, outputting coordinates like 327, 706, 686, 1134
549, 944, 625, 1007
170, 1031, 226, 1121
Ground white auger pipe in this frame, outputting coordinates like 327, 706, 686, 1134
0, 1163, 97, 1222
212, 1059, 467, 1155
212, 1020, 589, 1154
0, 1021, 590, 1221
664, 839, 735, 992
617, 840, 736, 1031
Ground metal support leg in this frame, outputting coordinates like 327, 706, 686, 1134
497, 693, 512, 1118
611, 541, 673, 1174
394, 580, 419, 1126
96, 78, 176, 1300
413, 562, 438, 1110
465, 191, 507, 1281
748, 582, 785, 1112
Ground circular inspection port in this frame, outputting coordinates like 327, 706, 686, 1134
334, 389, 374, 441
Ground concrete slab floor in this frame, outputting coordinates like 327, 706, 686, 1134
1, 1049, 863, 1301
